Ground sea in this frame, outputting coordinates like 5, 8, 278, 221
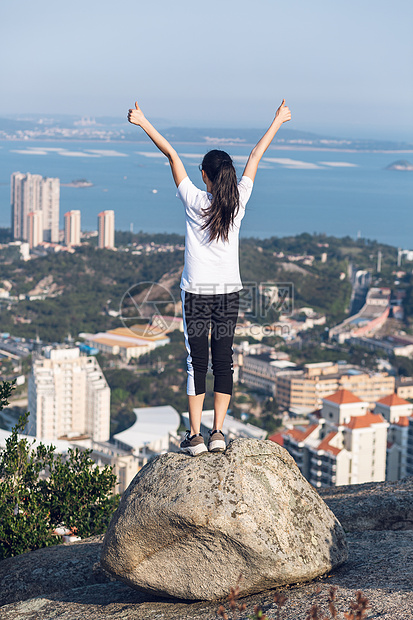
1, 139, 412, 249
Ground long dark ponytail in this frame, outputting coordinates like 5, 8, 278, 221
200, 150, 240, 243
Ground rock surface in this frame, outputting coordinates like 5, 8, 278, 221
0, 531, 412, 619
1, 476, 412, 619
319, 476, 413, 532
101, 438, 348, 600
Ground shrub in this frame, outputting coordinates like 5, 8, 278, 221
0, 380, 119, 559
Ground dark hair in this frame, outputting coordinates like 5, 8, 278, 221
200, 150, 239, 243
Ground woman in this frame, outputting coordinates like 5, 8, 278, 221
128, 99, 291, 455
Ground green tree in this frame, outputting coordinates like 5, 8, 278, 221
0, 380, 119, 559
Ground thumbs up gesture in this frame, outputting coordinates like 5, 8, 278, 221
128, 101, 146, 126
275, 99, 292, 124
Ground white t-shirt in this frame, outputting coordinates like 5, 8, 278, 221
177, 175, 253, 295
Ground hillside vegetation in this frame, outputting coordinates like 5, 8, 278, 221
1, 231, 412, 342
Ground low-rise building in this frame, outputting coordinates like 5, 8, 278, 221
329, 287, 391, 344
276, 362, 395, 415
114, 405, 181, 467
240, 352, 296, 396
350, 335, 413, 358
396, 376, 413, 401
234, 322, 291, 341
81, 325, 170, 361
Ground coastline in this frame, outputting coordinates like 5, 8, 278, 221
2, 137, 413, 155
2, 138, 412, 248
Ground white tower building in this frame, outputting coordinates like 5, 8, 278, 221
64, 210, 81, 247
98, 210, 115, 249
41, 176, 60, 242
27, 210, 44, 249
11, 172, 60, 243
28, 347, 110, 442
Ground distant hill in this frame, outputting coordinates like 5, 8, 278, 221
0, 115, 412, 152
162, 126, 323, 144
162, 127, 413, 152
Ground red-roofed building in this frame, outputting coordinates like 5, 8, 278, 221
280, 387, 389, 488
282, 424, 319, 472
343, 411, 386, 430
317, 432, 342, 456
375, 392, 413, 424
268, 432, 284, 447
324, 389, 363, 405
395, 416, 410, 427
377, 393, 410, 407
322, 389, 369, 426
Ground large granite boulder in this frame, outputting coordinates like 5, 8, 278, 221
101, 438, 348, 600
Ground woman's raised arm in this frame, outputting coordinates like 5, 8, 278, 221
128, 102, 188, 188
242, 99, 291, 183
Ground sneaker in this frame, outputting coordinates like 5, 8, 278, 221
208, 429, 226, 453
180, 431, 207, 456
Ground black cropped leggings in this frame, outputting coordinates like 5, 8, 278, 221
181, 290, 239, 396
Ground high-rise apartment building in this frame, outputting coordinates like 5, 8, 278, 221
11, 172, 60, 244
375, 393, 413, 481
98, 210, 115, 249
28, 347, 110, 442
11, 172, 42, 241
64, 210, 81, 247
27, 210, 44, 249
41, 176, 60, 242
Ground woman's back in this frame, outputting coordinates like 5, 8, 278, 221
177, 174, 253, 295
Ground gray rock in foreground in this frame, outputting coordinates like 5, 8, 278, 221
101, 438, 348, 600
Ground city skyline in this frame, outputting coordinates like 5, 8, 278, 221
1, 0, 412, 141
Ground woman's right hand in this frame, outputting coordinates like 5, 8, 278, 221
275, 99, 291, 124
128, 101, 146, 126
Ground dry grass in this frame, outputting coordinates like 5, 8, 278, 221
217, 578, 371, 620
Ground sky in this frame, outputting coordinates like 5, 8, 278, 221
1, 0, 412, 140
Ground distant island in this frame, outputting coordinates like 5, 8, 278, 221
386, 160, 413, 171
61, 179, 93, 188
